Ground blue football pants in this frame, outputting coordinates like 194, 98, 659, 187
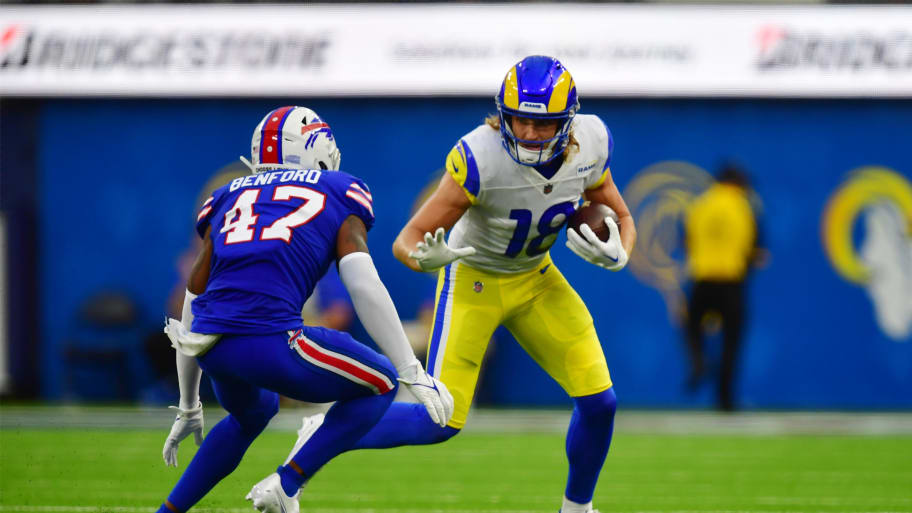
159, 326, 398, 512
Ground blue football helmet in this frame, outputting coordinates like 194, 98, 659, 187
495, 56, 580, 166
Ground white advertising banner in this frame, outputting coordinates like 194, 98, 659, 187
1, 4, 911, 97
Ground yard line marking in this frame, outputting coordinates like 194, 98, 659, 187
3, 408, 912, 435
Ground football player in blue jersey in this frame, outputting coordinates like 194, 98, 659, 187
275, 56, 635, 513
157, 106, 454, 513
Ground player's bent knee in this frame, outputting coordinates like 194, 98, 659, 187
575, 387, 617, 424
442, 425, 461, 441
601, 387, 618, 410
234, 391, 279, 434
432, 425, 461, 444
370, 352, 400, 398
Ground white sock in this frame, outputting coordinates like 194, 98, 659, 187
561, 496, 593, 513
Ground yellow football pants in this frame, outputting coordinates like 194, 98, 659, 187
426, 254, 612, 428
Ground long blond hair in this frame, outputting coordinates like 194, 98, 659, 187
485, 114, 579, 162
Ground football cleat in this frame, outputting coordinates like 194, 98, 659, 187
245, 473, 299, 513
284, 412, 326, 464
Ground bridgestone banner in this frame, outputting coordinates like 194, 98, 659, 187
1, 4, 911, 97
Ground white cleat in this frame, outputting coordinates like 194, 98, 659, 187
245, 473, 299, 513
285, 412, 326, 464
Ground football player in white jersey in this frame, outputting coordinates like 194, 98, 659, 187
271, 56, 635, 513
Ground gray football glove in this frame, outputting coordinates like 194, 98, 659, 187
566, 216, 628, 271
397, 361, 455, 428
162, 402, 204, 467
408, 227, 476, 272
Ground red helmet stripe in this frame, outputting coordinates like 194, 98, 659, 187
301, 122, 330, 134
259, 106, 295, 164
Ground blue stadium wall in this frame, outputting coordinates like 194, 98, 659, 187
31, 97, 912, 409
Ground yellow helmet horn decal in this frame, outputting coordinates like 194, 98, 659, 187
547, 71, 574, 113
503, 67, 519, 110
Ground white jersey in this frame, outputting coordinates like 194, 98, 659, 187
446, 114, 614, 274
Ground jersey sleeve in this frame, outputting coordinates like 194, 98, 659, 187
445, 139, 481, 204
342, 177, 375, 231
195, 190, 219, 239
584, 120, 615, 190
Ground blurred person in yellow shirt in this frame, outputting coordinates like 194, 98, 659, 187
684, 163, 767, 411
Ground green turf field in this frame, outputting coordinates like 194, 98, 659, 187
2, 424, 911, 513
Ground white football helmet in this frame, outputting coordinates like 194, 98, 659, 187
248, 106, 341, 174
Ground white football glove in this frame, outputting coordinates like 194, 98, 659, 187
408, 227, 476, 272
397, 361, 455, 428
162, 402, 204, 467
566, 216, 629, 271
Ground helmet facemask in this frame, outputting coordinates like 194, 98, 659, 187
496, 108, 576, 166
494, 55, 580, 167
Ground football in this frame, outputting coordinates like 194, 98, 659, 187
567, 202, 619, 243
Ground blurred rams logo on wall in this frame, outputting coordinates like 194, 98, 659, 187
822, 166, 912, 341
622, 161, 715, 321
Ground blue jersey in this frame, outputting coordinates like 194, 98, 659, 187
191, 168, 375, 334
